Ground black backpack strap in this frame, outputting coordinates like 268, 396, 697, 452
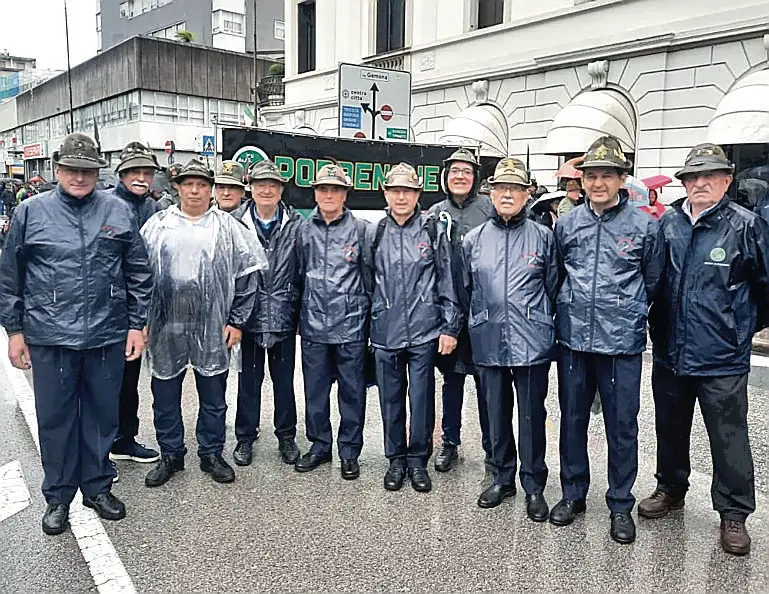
371, 217, 387, 256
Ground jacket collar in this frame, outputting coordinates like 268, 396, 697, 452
490, 205, 528, 228
311, 206, 349, 226
115, 181, 149, 202
584, 189, 629, 220
385, 205, 421, 227
672, 195, 729, 226
56, 184, 96, 206
448, 192, 477, 210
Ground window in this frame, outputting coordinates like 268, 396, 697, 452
140, 91, 205, 124
211, 100, 240, 125
477, 0, 503, 29
96, 12, 101, 32
297, 1, 316, 74
274, 19, 285, 40
213, 10, 244, 34
119, 1, 130, 17
376, 0, 406, 54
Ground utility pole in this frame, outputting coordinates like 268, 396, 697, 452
252, 0, 258, 126
64, 0, 75, 132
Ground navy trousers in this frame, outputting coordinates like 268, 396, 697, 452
651, 362, 754, 521
151, 369, 228, 457
301, 339, 366, 459
375, 341, 436, 468
557, 346, 641, 513
478, 363, 550, 493
30, 343, 124, 505
440, 371, 491, 457
235, 334, 298, 442
116, 356, 142, 443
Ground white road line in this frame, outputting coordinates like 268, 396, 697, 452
0, 460, 32, 523
751, 353, 769, 368
0, 330, 136, 594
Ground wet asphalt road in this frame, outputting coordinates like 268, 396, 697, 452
1, 346, 768, 592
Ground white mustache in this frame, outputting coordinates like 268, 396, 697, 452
130, 182, 149, 190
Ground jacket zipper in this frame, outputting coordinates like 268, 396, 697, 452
78, 207, 89, 342
323, 223, 330, 334
674, 224, 697, 373
400, 225, 411, 346
588, 218, 603, 348
504, 227, 510, 349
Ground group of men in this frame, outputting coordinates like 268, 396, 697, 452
0, 131, 765, 559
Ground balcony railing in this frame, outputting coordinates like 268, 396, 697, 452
362, 49, 411, 72
257, 75, 285, 107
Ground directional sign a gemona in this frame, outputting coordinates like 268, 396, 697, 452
338, 63, 411, 142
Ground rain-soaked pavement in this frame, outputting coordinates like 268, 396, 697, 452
1, 344, 767, 592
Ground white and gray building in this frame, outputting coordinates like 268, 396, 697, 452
98, 0, 285, 58
260, 0, 769, 195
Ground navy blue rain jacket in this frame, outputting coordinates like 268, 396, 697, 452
366, 210, 461, 350
111, 182, 160, 229
296, 208, 369, 344
554, 192, 664, 355
0, 185, 153, 348
649, 197, 769, 376
232, 201, 303, 335
461, 208, 558, 367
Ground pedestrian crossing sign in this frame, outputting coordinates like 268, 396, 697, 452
201, 135, 215, 156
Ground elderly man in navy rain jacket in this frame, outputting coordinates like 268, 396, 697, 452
295, 164, 370, 480
642, 144, 769, 556
461, 158, 557, 520
109, 142, 161, 468
230, 159, 303, 467
0, 133, 153, 536
550, 135, 664, 545
428, 147, 493, 472
366, 163, 460, 493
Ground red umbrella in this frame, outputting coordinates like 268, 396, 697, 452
642, 175, 672, 191
28, 175, 45, 184
555, 156, 584, 179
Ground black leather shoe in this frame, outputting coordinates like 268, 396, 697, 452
526, 493, 550, 522
145, 454, 185, 487
434, 443, 458, 472
477, 483, 517, 508
295, 451, 332, 473
384, 461, 407, 491
610, 511, 636, 544
341, 459, 360, 480
42, 503, 69, 535
549, 498, 586, 526
409, 466, 432, 492
200, 454, 236, 483
278, 438, 300, 464
83, 492, 126, 521
232, 441, 254, 466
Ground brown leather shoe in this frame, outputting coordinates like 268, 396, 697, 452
720, 519, 751, 556
638, 488, 685, 518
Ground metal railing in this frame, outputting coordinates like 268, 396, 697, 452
257, 75, 285, 107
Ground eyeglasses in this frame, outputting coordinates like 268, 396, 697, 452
448, 167, 474, 177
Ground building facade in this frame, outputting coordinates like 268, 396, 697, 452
0, 37, 265, 180
98, 0, 285, 58
260, 0, 769, 195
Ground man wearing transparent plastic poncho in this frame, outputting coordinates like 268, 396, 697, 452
140, 159, 268, 488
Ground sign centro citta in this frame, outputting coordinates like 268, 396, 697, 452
338, 63, 412, 142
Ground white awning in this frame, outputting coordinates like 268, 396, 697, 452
707, 70, 769, 145
439, 103, 508, 157
545, 89, 636, 154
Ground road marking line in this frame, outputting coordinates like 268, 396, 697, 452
0, 330, 136, 593
0, 460, 32, 523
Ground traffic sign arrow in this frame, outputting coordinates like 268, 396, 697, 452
360, 83, 381, 139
